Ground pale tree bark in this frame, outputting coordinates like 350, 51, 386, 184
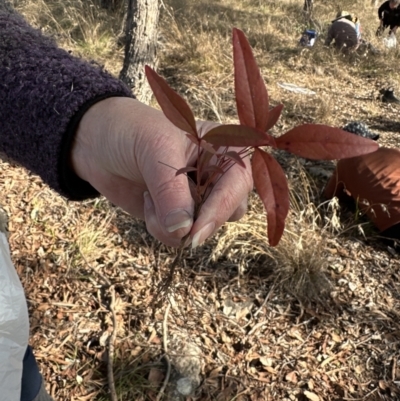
119, 0, 160, 105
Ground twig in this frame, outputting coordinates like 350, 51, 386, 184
77, 248, 118, 399
343, 387, 378, 400
253, 284, 275, 317
156, 303, 171, 401
231, 389, 250, 400
78, 248, 111, 286
108, 286, 118, 401
152, 234, 189, 309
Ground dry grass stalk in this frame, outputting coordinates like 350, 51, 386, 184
108, 286, 118, 401
156, 303, 171, 401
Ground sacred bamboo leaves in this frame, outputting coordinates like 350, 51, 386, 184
203, 125, 276, 148
224, 151, 246, 168
276, 124, 379, 160
145, 65, 198, 139
233, 28, 270, 131
265, 104, 284, 133
252, 148, 289, 247
145, 28, 379, 247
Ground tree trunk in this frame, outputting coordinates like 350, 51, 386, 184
303, 0, 313, 13
119, 0, 160, 105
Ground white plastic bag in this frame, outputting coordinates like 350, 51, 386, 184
383, 35, 397, 48
278, 82, 316, 95
0, 231, 29, 401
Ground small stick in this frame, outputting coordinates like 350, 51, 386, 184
152, 234, 189, 309
108, 286, 118, 401
77, 248, 118, 399
78, 248, 111, 286
156, 303, 171, 401
343, 387, 378, 401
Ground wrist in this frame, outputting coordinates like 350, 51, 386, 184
70, 105, 98, 184
71, 96, 154, 187
71, 96, 129, 183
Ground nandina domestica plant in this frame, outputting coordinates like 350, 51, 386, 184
145, 28, 378, 247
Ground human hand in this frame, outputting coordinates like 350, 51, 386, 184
72, 97, 253, 247
376, 25, 384, 36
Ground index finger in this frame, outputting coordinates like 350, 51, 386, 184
190, 154, 253, 248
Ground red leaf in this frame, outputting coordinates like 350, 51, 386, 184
233, 28, 269, 131
276, 124, 379, 160
224, 151, 246, 168
145, 66, 198, 137
186, 135, 217, 155
252, 148, 289, 246
197, 148, 215, 171
176, 166, 197, 176
203, 125, 276, 147
265, 104, 284, 132
199, 139, 217, 154
186, 134, 200, 146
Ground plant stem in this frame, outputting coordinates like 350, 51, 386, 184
152, 232, 190, 308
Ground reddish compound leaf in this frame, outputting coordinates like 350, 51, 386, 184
252, 148, 289, 246
233, 28, 269, 131
145, 66, 198, 138
186, 135, 217, 155
203, 125, 276, 147
198, 148, 215, 171
265, 104, 284, 132
186, 134, 200, 146
199, 139, 217, 154
276, 124, 379, 160
224, 151, 246, 168
176, 166, 197, 176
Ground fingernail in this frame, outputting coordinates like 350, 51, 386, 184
143, 191, 154, 209
165, 209, 193, 233
183, 235, 192, 248
192, 222, 215, 249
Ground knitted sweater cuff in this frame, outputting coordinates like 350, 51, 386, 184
0, 8, 134, 200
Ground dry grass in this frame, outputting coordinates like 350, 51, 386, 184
12, 0, 126, 74
4, 0, 400, 400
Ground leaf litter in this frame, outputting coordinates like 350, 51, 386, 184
1, 145, 400, 400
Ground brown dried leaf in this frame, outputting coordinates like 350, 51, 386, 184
263, 366, 277, 375
379, 380, 389, 390
304, 391, 320, 401
259, 357, 274, 367
285, 371, 298, 383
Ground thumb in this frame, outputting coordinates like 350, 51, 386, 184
141, 141, 195, 247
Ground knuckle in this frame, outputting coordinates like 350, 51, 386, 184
153, 177, 189, 208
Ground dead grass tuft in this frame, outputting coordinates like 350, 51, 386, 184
263, 163, 341, 306
267, 229, 333, 306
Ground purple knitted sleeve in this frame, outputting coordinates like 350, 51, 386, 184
0, 6, 134, 199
